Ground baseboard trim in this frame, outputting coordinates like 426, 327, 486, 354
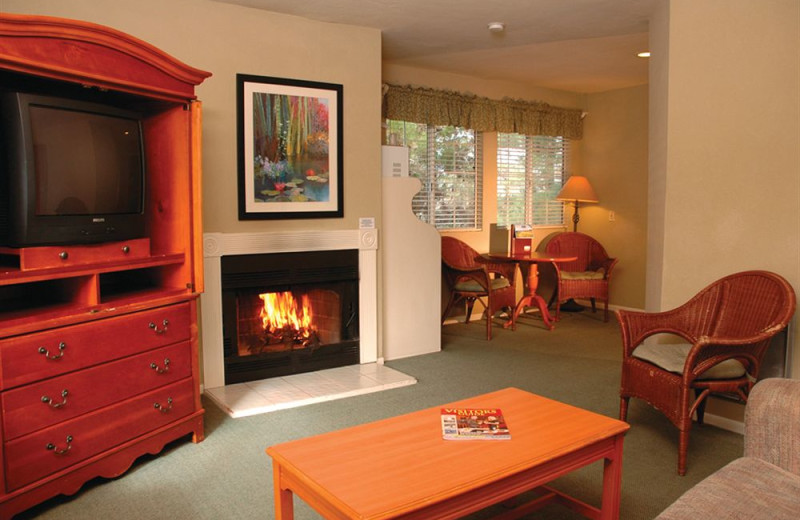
701, 412, 744, 435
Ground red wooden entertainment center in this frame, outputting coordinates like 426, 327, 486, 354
0, 14, 210, 518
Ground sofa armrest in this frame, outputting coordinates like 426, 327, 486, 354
744, 378, 800, 476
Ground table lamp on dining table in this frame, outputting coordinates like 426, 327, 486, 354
555, 175, 598, 232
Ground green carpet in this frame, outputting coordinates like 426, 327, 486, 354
18, 311, 743, 519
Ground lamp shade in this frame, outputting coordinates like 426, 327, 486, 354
556, 176, 599, 203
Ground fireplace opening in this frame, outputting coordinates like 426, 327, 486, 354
221, 250, 359, 385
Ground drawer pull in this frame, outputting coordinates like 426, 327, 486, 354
150, 358, 171, 374
41, 389, 69, 408
153, 397, 173, 414
149, 319, 170, 334
38, 342, 67, 360
46, 435, 73, 455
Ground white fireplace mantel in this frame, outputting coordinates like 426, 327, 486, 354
200, 229, 379, 390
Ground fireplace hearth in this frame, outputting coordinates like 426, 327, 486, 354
221, 250, 359, 384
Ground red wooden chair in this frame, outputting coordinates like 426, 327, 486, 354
617, 270, 796, 475
544, 232, 617, 321
441, 236, 517, 340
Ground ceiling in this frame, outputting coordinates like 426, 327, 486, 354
212, 0, 656, 94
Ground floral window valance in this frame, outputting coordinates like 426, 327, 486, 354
382, 83, 584, 140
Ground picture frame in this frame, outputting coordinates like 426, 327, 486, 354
236, 74, 343, 220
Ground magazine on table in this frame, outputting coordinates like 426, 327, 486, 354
440, 408, 511, 440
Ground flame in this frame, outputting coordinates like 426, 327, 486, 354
259, 291, 314, 334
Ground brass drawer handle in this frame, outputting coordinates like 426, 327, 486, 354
38, 342, 67, 360
153, 397, 173, 414
150, 358, 171, 374
46, 435, 73, 455
148, 319, 169, 334
41, 389, 69, 408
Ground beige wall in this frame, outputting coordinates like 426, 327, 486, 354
649, 0, 800, 380
3, 0, 384, 235
580, 86, 649, 309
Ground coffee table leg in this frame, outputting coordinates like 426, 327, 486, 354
599, 434, 625, 520
273, 463, 294, 520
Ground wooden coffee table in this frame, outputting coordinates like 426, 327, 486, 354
267, 387, 629, 519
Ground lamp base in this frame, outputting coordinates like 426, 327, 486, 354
559, 299, 585, 312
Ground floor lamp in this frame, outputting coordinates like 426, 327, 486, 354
555, 175, 598, 311
556, 176, 598, 232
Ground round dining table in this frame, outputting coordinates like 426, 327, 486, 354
486, 251, 578, 330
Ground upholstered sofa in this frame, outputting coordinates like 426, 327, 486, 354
655, 378, 800, 519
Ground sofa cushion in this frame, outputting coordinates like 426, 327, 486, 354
632, 342, 746, 380
656, 457, 800, 519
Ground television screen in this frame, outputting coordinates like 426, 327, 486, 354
29, 105, 144, 217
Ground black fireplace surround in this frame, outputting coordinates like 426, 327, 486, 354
220, 249, 360, 384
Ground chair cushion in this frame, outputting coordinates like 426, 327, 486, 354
561, 270, 605, 280
632, 342, 746, 380
655, 457, 800, 520
454, 277, 511, 293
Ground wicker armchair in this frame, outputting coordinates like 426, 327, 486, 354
544, 232, 617, 321
617, 270, 796, 476
441, 236, 517, 340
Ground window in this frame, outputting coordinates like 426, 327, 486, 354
385, 120, 483, 230
496, 133, 568, 227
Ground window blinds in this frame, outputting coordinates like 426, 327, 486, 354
387, 120, 483, 230
497, 133, 567, 227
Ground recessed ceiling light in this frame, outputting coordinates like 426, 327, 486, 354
637, 51, 651, 58
488, 22, 505, 33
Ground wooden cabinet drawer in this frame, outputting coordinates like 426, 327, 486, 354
12, 238, 151, 271
2, 341, 192, 440
0, 302, 191, 390
4, 377, 195, 492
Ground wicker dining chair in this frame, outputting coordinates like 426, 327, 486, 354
617, 270, 796, 476
544, 232, 617, 321
441, 236, 517, 340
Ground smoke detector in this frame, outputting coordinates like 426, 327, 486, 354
488, 22, 505, 33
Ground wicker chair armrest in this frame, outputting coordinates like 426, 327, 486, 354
744, 378, 800, 475
695, 330, 782, 348
685, 324, 789, 375
588, 257, 618, 278
682, 337, 766, 378
615, 308, 697, 357
443, 262, 486, 276
442, 261, 491, 289
603, 257, 619, 277
477, 255, 517, 283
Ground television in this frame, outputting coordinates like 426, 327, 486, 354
0, 91, 147, 247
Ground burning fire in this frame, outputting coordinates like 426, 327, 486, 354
258, 291, 318, 347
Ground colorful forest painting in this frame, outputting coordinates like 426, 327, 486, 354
251, 92, 331, 204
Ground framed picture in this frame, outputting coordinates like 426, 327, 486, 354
237, 74, 343, 219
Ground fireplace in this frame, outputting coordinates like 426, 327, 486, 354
200, 230, 379, 391
220, 250, 359, 384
